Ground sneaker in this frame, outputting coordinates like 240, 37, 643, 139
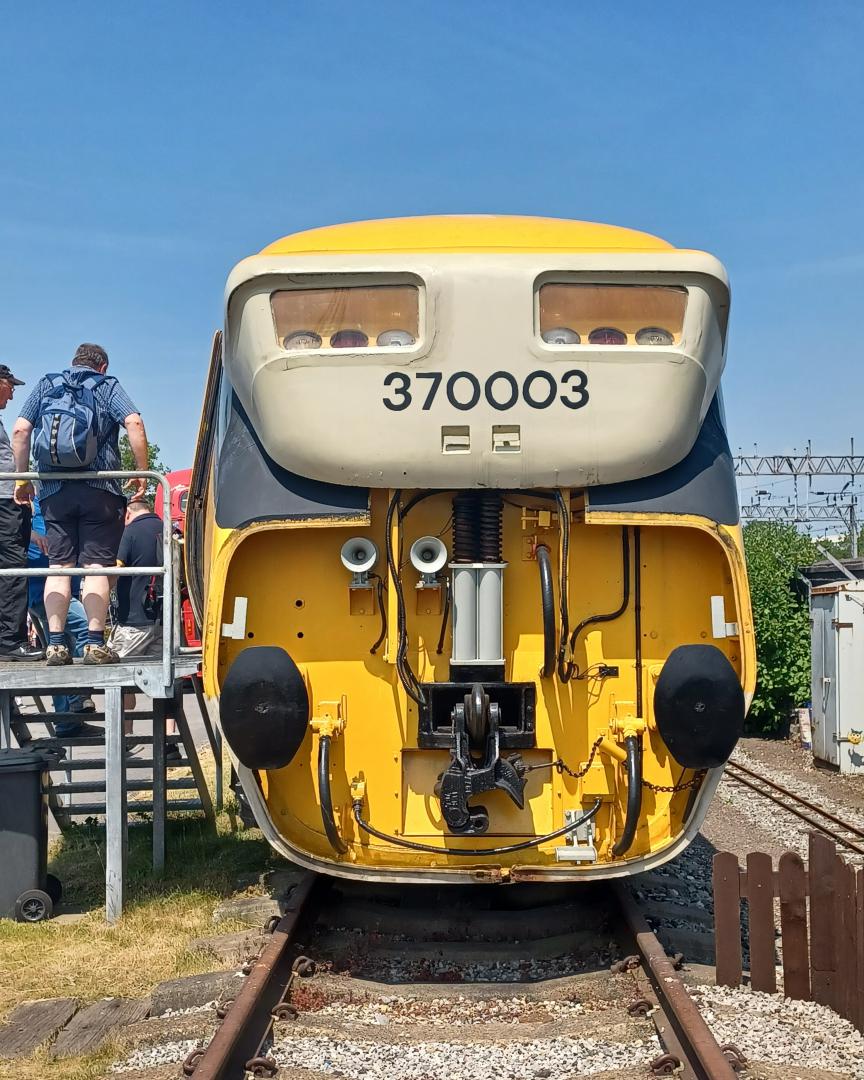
165, 746, 184, 766
54, 720, 105, 739
77, 698, 97, 713
83, 643, 119, 666
46, 644, 73, 666
0, 644, 46, 662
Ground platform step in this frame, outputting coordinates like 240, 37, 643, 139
50, 757, 188, 771
37, 710, 157, 723
66, 799, 204, 816
37, 734, 184, 748
52, 778, 198, 796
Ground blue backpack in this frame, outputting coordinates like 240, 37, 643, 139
32, 372, 107, 470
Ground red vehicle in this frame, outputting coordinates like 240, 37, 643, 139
155, 469, 200, 647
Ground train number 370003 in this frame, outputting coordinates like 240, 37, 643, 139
382, 369, 589, 412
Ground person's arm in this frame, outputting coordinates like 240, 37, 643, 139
123, 413, 149, 499
11, 418, 34, 505
30, 530, 48, 554
111, 529, 131, 589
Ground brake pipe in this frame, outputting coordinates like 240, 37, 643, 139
317, 735, 348, 855
611, 735, 642, 857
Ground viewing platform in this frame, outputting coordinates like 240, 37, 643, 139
0, 469, 217, 922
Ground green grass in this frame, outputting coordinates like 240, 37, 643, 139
0, 776, 276, 1080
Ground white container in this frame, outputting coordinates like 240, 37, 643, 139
810, 580, 864, 774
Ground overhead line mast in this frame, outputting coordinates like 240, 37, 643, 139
734, 440, 862, 556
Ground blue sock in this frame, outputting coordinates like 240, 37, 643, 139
49, 632, 66, 647
87, 630, 104, 646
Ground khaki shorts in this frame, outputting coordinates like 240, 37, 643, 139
107, 623, 161, 658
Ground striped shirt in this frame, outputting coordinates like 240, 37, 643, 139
18, 368, 140, 500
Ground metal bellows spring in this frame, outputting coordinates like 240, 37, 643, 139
452, 492, 503, 562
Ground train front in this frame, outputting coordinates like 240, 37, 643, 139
196, 216, 756, 882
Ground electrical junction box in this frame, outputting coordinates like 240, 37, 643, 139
810, 579, 864, 774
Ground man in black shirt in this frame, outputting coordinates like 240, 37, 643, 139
109, 499, 180, 760
111, 499, 162, 653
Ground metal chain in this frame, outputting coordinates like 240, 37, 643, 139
525, 735, 606, 779
641, 771, 707, 793
529, 738, 706, 793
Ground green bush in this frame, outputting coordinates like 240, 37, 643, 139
743, 522, 815, 734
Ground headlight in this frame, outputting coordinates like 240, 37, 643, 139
283, 330, 322, 349
588, 327, 627, 345
377, 329, 416, 346
636, 326, 674, 346
541, 327, 581, 344
331, 329, 369, 348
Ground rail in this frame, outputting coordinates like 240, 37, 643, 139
614, 883, 739, 1079
724, 759, 864, 856
0, 469, 177, 692
183, 873, 320, 1079
184, 874, 740, 1080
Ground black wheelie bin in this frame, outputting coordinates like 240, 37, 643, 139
0, 748, 61, 922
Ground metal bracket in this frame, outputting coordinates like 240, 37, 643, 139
555, 808, 598, 862
311, 696, 347, 739
133, 665, 173, 698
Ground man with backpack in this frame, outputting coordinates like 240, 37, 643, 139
12, 343, 149, 665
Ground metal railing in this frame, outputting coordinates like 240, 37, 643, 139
0, 470, 182, 690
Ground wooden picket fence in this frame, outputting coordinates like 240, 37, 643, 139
712, 833, 864, 1031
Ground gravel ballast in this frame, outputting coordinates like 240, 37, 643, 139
270, 1031, 660, 1078
690, 983, 864, 1078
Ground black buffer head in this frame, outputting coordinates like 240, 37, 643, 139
653, 644, 745, 769
220, 646, 309, 771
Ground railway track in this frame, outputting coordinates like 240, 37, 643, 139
177, 873, 741, 1080
724, 758, 864, 857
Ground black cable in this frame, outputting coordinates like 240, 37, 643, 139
634, 526, 642, 718
554, 490, 572, 682
385, 490, 425, 705
535, 544, 556, 678
400, 490, 447, 518
353, 798, 602, 857
611, 735, 642, 857
368, 574, 387, 655
435, 577, 451, 655
563, 527, 631, 681
318, 736, 348, 854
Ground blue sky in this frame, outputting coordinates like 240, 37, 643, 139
1, 2, 862, 520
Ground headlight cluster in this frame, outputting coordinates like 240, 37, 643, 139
283, 328, 416, 350
541, 325, 674, 346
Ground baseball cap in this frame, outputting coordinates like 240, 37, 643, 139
0, 365, 24, 386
